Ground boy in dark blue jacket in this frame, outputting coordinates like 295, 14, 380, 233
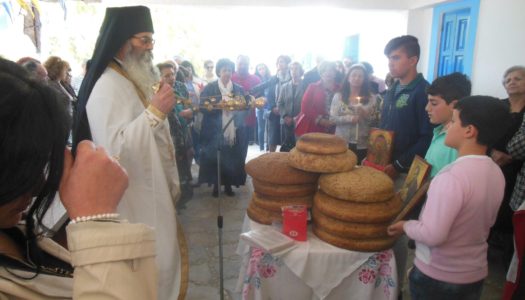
380, 35, 433, 299
380, 35, 433, 178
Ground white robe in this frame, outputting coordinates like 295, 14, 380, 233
87, 67, 182, 300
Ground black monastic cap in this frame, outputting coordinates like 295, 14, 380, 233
73, 6, 154, 152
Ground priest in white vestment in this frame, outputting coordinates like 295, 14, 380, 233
73, 6, 187, 300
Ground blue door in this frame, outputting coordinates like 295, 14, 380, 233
437, 8, 470, 76
343, 34, 360, 63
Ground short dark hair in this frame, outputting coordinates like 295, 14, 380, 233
455, 96, 510, 146
0, 57, 70, 264
384, 35, 420, 62
215, 58, 235, 77
427, 72, 472, 104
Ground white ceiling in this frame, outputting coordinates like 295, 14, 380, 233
90, 0, 451, 10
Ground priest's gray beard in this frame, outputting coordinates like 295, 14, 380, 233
122, 46, 159, 99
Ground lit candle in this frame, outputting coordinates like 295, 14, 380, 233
355, 97, 361, 143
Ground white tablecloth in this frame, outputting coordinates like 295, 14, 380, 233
236, 215, 398, 300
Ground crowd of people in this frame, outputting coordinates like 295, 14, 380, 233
1, 4, 525, 300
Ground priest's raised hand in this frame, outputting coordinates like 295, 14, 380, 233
151, 82, 176, 115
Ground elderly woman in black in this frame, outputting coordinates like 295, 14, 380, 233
490, 66, 525, 267
198, 58, 249, 197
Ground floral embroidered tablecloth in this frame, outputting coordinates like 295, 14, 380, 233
236, 217, 398, 300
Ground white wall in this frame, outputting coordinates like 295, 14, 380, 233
357, 10, 408, 80
472, 0, 525, 98
408, 0, 525, 98
407, 7, 433, 78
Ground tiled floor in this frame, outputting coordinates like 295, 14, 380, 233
178, 146, 259, 300
178, 144, 506, 300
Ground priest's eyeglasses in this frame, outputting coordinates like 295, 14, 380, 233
132, 35, 155, 46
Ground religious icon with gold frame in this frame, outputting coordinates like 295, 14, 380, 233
399, 155, 432, 203
363, 128, 394, 170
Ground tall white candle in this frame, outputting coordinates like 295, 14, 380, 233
355, 97, 361, 143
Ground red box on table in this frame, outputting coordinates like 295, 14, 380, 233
282, 205, 307, 241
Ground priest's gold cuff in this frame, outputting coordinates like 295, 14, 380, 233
147, 104, 167, 120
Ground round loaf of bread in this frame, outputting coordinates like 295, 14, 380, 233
312, 206, 388, 239
314, 191, 401, 223
253, 192, 313, 212
246, 152, 319, 184
288, 148, 357, 173
296, 133, 347, 154
313, 225, 397, 252
246, 201, 282, 225
319, 166, 394, 202
252, 178, 317, 197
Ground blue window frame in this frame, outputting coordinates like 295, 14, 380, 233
427, 0, 480, 82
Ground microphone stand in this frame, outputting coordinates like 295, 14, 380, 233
207, 92, 263, 299
217, 115, 235, 300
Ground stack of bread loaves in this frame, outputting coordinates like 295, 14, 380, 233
312, 166, 402, 252
289, 133, 357, 173
245, 152, 319, 225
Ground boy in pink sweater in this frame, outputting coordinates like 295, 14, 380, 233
388, 96, 510, 299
